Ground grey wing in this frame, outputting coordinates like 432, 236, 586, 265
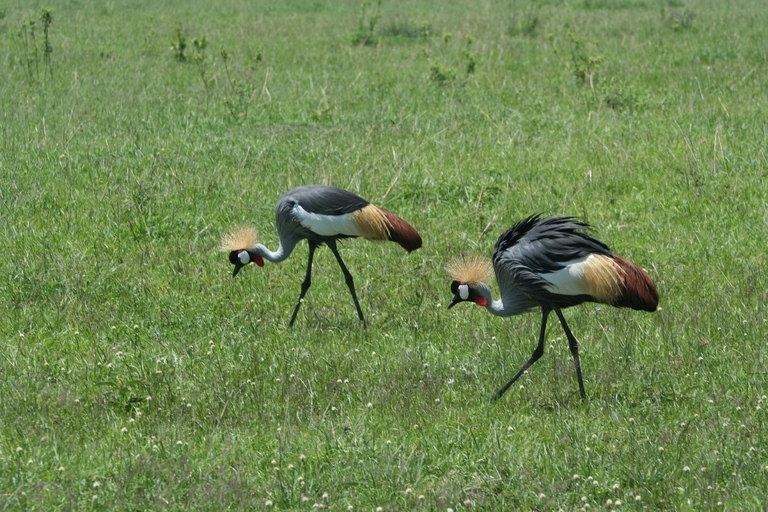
282, 185, 369, 216
274, 185, 370, 241
493, 216, 613, 290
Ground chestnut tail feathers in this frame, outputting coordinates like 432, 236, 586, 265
613, 256, 658, 312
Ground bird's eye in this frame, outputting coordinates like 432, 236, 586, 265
458, 283, 469, 300
238, 251, 250, 264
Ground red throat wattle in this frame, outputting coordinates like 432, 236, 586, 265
254, 255, 265, 267
474, 296, 488, 307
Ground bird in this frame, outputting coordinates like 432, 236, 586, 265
220, 185, 422, 328
446, 215, 658, 401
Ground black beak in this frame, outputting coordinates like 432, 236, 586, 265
232, 261, 245, 278
447, 294, 462, 309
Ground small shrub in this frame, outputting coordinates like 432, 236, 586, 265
659, 0, 696, 32
429, 59, 456, 85
40, 8, 53, 79
425, 33, 479, 85
661, 0, 685, 10
567, 32, 603, 89
99, 46, 115, 60
170, 25, 187, 61
419, 21, 431, 42
169, 26, 211, 91
462, 35, 478, 75
17, 15, 38, 82
507, 3, 540, 38
379, 18, 431, 39
15, 9, 54, 83
582, 0, 646, 9
192, 36, 210, 91
349, 0, 381, 46
602, 78, 647, 111
220, 47, 264, 122
96, 378, 149, 415
670, 8, 696, 32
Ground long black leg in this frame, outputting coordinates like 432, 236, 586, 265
553, 307, 587, 399
326, 239, 367, 329
289, 241, 318, 327
493, 306, 550, 401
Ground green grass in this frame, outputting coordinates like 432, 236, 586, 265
2, 0, 768, 509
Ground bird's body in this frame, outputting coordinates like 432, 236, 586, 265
447, 215, 658, 400
222, 185, 422, 328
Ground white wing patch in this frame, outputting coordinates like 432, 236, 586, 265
293, 204, 363, 237
539, 255, 592, 296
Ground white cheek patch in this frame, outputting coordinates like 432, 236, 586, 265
458, 283, 469, 300
238, 251, 251, 264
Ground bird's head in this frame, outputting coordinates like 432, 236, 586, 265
445, 255, 494, 309
220, 226, 264, 277
449, 280, 492, 308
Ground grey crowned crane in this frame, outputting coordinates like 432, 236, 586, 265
221, 185, 422, 328
446, 215, 658, 400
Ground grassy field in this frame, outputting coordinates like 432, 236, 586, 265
2, 0, 767, 509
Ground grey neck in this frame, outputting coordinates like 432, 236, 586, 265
485, 292, 534, 317
252, 236, 300, 264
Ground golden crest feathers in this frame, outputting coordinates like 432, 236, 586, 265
445, 255, 493, 285
219, 226, 258, 252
